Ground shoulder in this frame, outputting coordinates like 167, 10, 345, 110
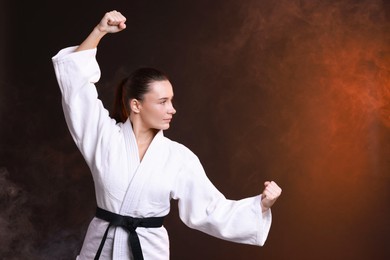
163, 137, 207, 179
163, 136, 199, 161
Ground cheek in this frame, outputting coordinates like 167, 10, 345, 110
148, 105, 165, 120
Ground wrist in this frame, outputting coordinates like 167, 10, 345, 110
92, 26, 107, 38
261, 204, 269, 213
260, 199, 269, 213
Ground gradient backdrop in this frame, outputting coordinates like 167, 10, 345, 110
1, 0, 389, 259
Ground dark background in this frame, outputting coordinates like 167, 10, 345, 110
1, 0, 389, 259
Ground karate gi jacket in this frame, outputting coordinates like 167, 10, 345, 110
52, 47, 272, 259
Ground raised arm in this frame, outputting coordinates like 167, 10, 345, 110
76, 10, 127, 52
51, 10, 128, 169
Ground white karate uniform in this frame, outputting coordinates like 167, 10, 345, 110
52, 47, 272, 260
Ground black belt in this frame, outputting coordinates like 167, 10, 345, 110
94, 207, 165, 260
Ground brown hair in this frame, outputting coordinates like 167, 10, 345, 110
111, 67, 169, 123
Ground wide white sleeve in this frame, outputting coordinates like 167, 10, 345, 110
51, 47, 119, 171
171, 152, 272, 246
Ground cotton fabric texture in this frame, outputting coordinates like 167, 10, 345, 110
52, 47, 272, 260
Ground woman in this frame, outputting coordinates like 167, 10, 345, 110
52, 10, 282, 260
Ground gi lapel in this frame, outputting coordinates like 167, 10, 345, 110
113, 119, 167, 259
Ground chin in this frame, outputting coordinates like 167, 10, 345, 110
161, 123, 171, 130
153, 124, 170, 131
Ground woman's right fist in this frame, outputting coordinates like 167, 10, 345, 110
97, 10, 127, 33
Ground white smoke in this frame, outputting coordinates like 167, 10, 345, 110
0, 167, 37, 259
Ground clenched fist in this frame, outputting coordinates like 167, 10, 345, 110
261, 181, 282, 212
96, 10, 127, 34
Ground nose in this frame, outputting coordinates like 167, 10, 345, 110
168, 102, 176, 115
169, 104, 177, 115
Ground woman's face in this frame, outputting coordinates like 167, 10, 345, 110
137, 80, 176, 131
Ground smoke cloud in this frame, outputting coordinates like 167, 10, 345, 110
0, 167, 36, 259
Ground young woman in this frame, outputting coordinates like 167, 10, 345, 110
52, 10, 282, 260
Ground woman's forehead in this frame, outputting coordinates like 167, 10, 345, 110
147, 80, 174, 98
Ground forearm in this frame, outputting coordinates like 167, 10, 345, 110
76, 27, 107, 52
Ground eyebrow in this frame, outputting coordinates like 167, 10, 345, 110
158, 95, 174, 100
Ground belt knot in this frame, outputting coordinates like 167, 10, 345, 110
120, 216, 141, 231
94, 207, 165, 260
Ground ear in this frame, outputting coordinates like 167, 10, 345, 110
129, 98, 141, 113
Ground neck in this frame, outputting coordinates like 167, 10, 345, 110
129, 116, 158, 144
134, 126, 158, 146
129, 116, 158, 161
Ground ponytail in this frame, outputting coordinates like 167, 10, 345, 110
111, 78, 129, 123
